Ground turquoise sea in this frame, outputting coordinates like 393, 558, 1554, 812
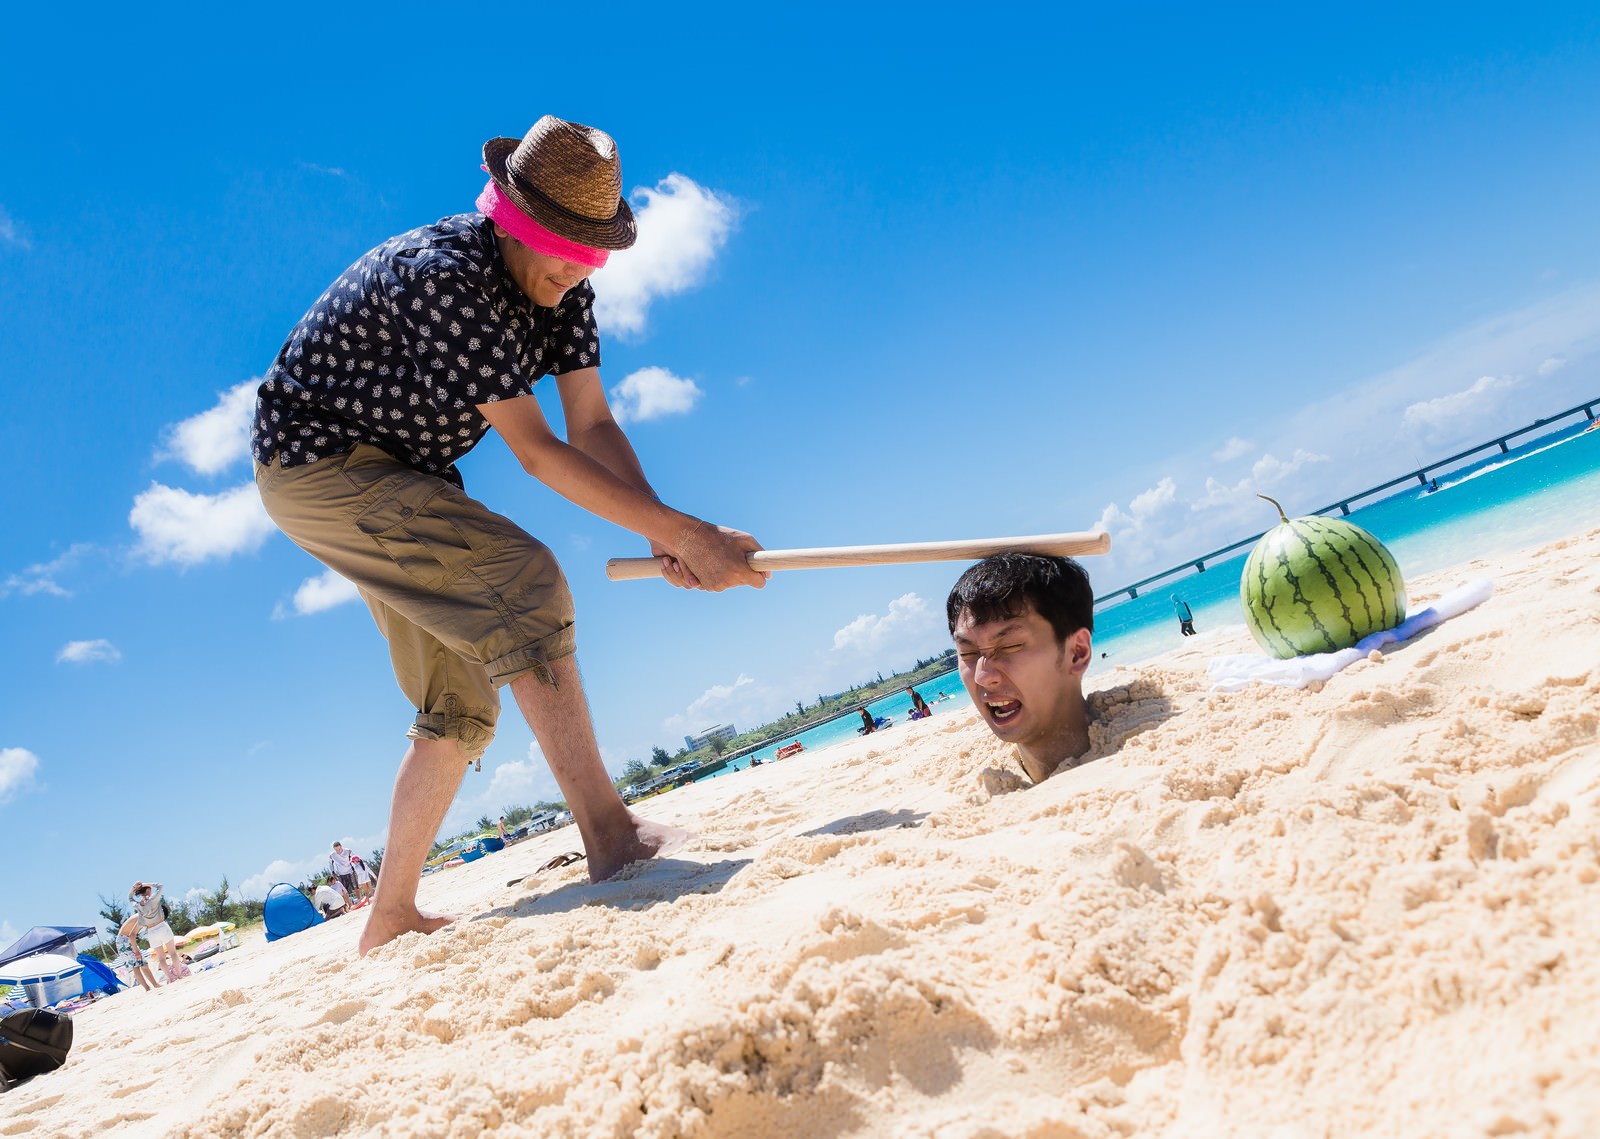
708, 419, 1600, 778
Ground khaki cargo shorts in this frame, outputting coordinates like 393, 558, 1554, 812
255, 444, 576, 762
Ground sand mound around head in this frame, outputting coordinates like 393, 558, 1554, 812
7, 529, 1600, 1138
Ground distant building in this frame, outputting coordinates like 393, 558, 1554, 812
684, 723, 738, 751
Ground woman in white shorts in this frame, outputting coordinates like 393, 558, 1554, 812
129, 881, 189, 982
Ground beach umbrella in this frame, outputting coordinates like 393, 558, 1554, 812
0, 954, 82, 986
0, 954, 85, 1011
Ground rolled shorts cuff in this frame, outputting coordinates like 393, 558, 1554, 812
408, 710, 497, 763
486, 624, 578, 688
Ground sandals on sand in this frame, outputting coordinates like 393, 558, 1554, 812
505, 851, 587, 886
538, 851, 586, 873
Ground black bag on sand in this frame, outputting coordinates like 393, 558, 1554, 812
0, 1008, 74, 1091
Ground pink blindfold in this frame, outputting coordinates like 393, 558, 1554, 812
476, 176, 611, 269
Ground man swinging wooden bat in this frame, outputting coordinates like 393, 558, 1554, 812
253, 116, 766, 956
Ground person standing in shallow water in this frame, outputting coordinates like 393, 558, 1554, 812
1172, 596, 1197, 637
252, 116, 768, 956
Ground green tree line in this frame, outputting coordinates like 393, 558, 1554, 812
612, 650, 958, 792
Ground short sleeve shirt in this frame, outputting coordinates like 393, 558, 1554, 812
252, 213, 601, 482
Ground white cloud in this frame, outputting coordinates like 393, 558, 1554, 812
1537, 355, 1566, 376
488, 753, 563, 806
659, 672, 791, 740
0, 206, 30, 251
440, 745, 567, 837
0, 920, 18, 945
239, 857, 326, 900
832, 593, 942, 659
130, 482, 276, 565
608, 366, 703, 425
1096, 448, 1336, 576
56, 639, 121, 665
1402, 375, 1519, 438
592, 174, 737, 338
1213, 436, 1253, 462
1093, 477, 1190, 569
159, 381, 258, 476
0, 748, 40, 803
282, 569, 361, 617
1, 544, 94, 599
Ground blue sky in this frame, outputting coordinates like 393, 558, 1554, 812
4, 4, 1600, 939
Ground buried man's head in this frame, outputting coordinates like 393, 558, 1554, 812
947, 553, 1094, 784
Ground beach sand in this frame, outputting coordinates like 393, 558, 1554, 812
7, 529, 1598, 1138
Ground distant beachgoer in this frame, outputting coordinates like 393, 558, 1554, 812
313, 879, 348, 920
905, 687, 932, 719
350, 854, 375, 902
949, 553, 1094, 785
1172, 596, 1197, 636
329, 842, 358, 899
858, 707, 876, 734
128, 881, 189, 983
252, 115, 766, 957
497, 816, 510, 841
115, 914, 160, 992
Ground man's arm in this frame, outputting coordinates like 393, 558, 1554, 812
551, 368, 707, 588
478, 389, 765, 592
554, 368, 655, 496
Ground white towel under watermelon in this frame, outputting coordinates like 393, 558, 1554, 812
1206, 578, 1494, 693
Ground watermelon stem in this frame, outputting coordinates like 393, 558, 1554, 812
1258, 494, 1290, 523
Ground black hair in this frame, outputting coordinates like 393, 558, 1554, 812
946, 553, 1094, 642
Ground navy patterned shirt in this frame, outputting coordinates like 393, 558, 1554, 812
252, 213, 601, 482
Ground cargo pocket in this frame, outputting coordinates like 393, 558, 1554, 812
354, 478, 497, 592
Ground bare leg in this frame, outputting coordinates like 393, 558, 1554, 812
152, 944, 181, 982
357, 736, 468, 957
509, 658, 691, 882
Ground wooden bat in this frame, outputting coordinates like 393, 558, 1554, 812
605, 529, 1112, 582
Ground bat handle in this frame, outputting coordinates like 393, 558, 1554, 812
606, 556, 673, 581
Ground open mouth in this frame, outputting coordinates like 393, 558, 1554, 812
986, 698, 1021, 724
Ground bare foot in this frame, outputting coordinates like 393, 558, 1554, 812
357, 905, 459, 958
588, 814, 694, 883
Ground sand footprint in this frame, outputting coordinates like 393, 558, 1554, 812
317, 998, 370, 1026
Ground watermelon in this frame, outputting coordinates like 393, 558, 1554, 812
1240, 495, 1407, 659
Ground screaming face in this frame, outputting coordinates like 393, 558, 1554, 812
952, 602, 1092, 765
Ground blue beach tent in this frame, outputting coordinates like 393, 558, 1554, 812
263, 883, 324, 942
74, 954, 125, 995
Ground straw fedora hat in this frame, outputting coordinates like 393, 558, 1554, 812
482, 116, 637, 250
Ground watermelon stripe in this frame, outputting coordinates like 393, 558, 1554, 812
1344, 526, 1405, 628
1244, 545, 1298, 657
1301, 519, 1381, 635
1293, 522, 1360, 647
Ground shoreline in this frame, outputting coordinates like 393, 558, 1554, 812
10, 527, 1599, 1137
